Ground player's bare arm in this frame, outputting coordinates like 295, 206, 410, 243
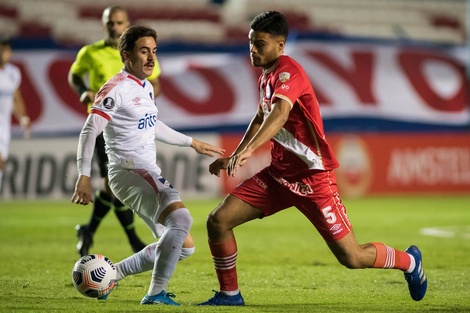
227, 98, 290, 177
191, 138, 225, 157
208, 108, 263, 177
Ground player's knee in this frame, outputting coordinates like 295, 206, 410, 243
166, 208, 192, 234
206, 211, 224, 234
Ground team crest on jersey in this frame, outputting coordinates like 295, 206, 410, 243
102, 97, 115, 110
279, 72, 290, 83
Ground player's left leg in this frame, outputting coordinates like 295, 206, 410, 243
115, 236, 195, 281
326, 232, 427, 301
297, 170, 427, 301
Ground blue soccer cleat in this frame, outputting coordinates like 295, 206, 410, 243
404, 245, 427, 301
97, 282, 117, 301
198, 290, 245, 306
97, 293, 109, 301
141, 290, 180, 306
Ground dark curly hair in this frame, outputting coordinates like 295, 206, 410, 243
250, 11, 289, 38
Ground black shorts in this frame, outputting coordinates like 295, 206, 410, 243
95, 133, 108, 178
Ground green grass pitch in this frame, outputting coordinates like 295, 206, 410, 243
1, 195, 469, 312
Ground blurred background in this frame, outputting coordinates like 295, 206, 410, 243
1, 0, 469, 200
0, 0, 466, 47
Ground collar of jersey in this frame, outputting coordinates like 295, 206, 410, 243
122, 69, 146, 88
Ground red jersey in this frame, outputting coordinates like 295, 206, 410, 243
259, 55, 339, 177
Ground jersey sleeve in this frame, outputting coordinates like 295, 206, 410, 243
69, 45, 91, 77
90, 75, 126, 121
154, 120, 192, 147
77, 114, 108, 176
271, 58, 304, 108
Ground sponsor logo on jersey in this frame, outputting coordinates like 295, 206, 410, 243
253, 175, 268, 190
279, 72, 290, 83
132, 97, 141, 106
329, 224, 343, 235
102, 97, 115, 110
271, 174, 313, 196
138, 113, 157, 129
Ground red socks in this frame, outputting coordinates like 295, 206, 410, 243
371, 242, 411, 271
209, 237, 239, 292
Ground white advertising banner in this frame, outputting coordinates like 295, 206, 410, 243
1, 135, 222, 200
9, 41, 469, 137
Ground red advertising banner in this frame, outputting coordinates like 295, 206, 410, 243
219, 133, 470, 197
329, 133, 470, 196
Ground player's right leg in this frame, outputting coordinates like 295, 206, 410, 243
108, 169, 191, 305
198, 194, 264, 306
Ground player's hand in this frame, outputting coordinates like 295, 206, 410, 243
209, 157, 230, 177
227, 148, 253, 177
20, 116, 31, 139
71, 175, 94, 205
191, 139, 225, 157
79, 90, 95, 105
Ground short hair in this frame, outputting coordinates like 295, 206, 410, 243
250, 11, 289, 38
118, 25, 157, 54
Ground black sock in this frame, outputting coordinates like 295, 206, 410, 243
87, 190, 112, 233
113, 198, 143, 244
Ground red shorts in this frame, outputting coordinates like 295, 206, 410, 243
231, 167, 352, 241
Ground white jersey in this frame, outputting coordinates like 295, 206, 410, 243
0, 63, 21, 157
77, 69, 191, 177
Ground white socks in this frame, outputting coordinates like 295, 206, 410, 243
405, 253, 416, 274
115, 243, 195, 281
148, 208, 192, 296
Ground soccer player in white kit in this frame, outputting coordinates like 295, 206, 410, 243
0, 38, 31, 189
71, 25, 225, 305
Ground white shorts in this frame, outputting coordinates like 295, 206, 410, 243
108, 167, 181, 238
0, 124, 11, 161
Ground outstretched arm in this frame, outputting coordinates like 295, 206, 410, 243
208, 107, 264, 177
155, 120, 225, 157
227, 98, 290, 177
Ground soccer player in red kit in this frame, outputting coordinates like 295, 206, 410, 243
198, 11, 427, 306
